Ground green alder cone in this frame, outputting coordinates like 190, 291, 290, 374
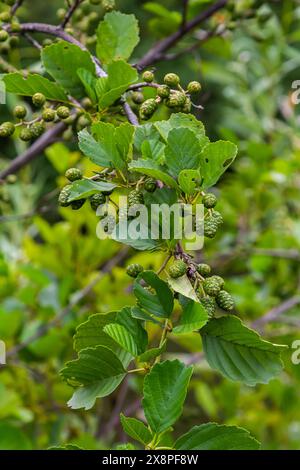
144, 178, 157, 193
211, 210, 223, 226
0, 122, 15, 138
20, 127, 33, 141
187, 81, 202, 94
142, 70, 154, 83
209, 275, 225, 289
139, 99, 158, 120
126, 263, 144, 278
197, 263, 211, 277
0, 30, 9, 42
132, 91, 144, 104
58, 185, 72, 207
89, 193, 106, 211
203, 193, 218, 208
164, 72, 180, 87
157, 85, 170, 99
32, 93, 46, 107
14, 105, 27, 119
169, 260, 187, 278
128, 189, 144, 206
165, 91, 186, 108
57, 106, 70, 120
42, 108, 56, 122
30, 122, 45, 138
203, 277, 222, 297
204, 217, 219, 238
216, 290, 235, 311
102, 0, 116, 11
200, 296, 216, 318
65, 168, 83, 182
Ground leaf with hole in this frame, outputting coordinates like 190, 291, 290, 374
199, 141, 238, 189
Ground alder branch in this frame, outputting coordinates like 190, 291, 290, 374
61, 0, 84, 29
11, 0, 25, 15
7, 247, 130, 358
252, 295, 300, 330
0, 122, 66, 180
137, 0, 228, 69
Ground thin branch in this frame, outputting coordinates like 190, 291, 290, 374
23, 32, 42, 50
121, 99, 139, 126
4, 22, 106, 77
252, 295, 300, 329
181, 0, 190, 31
61, 0, 83, 30
7, 247, 130, 358
137, 0, 228, 69
11, 0, 25, 15
0, 122, 66, 179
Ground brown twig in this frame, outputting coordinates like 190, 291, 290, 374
0, 122, 66, 179
137, 0, 228, 69
252, 295, 300, 330
61, 0, 84, 29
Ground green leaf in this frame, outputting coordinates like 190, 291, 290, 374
77, 68, 97, 103
155, 113, 207, 146
199, 141, 238, 189
120, 414, 152, 445
175, 423, 260, 450
78, 129, 111, 167
41, 41, 95, 98
131, 307, 164, 326
2, 72, 68, 102
67, 376, 125, 411
104, 323, 143, 357
173, 300, 208, 334
74, 312, 117, 352
95, 60, 138, 109
66, 179, 117, 202
96, 12, 139, 64
165, 128, 202, 176
112, 226, 163, 251
142, 360, 193, 434
115, 307, 148, 355
92, 121, 134, 171
138, 341, 167, 362
60, 345, 126, 386
129, 159, 179, 190
168, 275, 199, 302
68, 312, 133, 410
178, 169, 201, 195
134, 270, 174, 318
201, 316, 286, 386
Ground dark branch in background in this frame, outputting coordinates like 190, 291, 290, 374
1, 0, 228, 178
7, 247, 130, 358
11, 0, 25, 16
252, 295, 300, 330
0, 122, 66, 179
121, 99, 139, 126
181, 0, 190, 31
61, 0, 84, 30
137, 0, 228, 69
23, 32, 42, 50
